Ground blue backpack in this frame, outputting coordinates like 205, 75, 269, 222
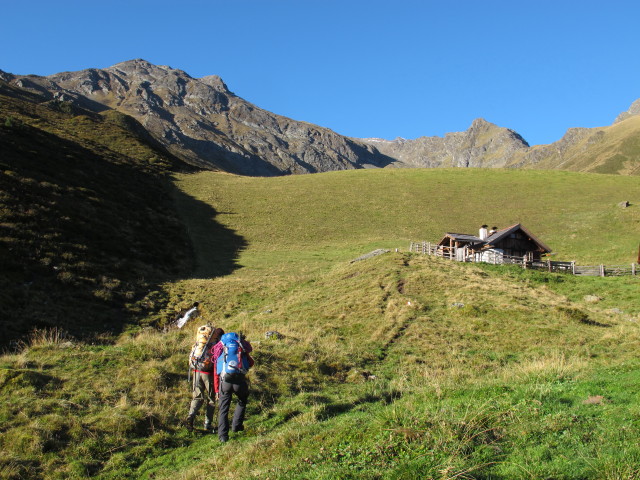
217, 332, 251, 382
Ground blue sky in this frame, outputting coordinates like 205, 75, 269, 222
2, 0, 640, 146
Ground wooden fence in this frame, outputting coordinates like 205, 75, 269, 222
409, 241, 638, 277
573, 264, 637, 277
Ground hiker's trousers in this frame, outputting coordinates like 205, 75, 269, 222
218, 380, 249, 440
188, 371, 215, 426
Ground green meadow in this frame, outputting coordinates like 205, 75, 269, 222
2, 167, 640, 479
174, 168, 640, 270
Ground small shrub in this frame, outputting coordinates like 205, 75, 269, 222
93, 288, 114, 302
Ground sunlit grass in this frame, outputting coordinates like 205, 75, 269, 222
174, 168, 640, 270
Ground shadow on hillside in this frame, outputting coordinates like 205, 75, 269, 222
0, 86, 247, 348
0, 122, 197, 347
170, 186, 248, 279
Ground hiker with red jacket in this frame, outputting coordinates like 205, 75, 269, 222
213, 332, 254, 443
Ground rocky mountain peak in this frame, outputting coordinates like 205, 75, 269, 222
614, 98, 640, 123
199, 75, 230, 93
469, 117, 492, 129
467, 118, 529, 146
109, 58, 190, 78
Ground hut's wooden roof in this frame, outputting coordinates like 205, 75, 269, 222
485, 223, 552, 253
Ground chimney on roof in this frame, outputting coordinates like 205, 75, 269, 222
479, 225, 488, 240
489, 226, 498, 235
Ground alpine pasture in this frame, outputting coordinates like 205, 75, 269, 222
2, 168, 640, 479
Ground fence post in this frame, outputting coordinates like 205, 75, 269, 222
633, 263, 636, 276
571, 261, 576, 275
548, 260, 552, 272
600, 265, 605, 277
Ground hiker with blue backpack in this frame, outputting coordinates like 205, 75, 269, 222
213, 332, 254, 443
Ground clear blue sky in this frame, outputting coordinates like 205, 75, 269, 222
2, 0, 640, 146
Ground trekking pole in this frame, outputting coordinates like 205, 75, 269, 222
187, 341, 197, 384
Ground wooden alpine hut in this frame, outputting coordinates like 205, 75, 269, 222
436, 224, 552, 264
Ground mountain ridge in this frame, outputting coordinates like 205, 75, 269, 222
2, 59, 639, 176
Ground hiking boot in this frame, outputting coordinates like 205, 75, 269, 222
185, 416, 194, 432
204, 423, 215, 432
219, 436, 228, 443
232, 425, 244, 432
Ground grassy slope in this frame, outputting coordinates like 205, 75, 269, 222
0, 83, 195, 345
174, 168, 640, 269
160, 169, 639, 479
2, 253, 638, 479
3, 167, 639, 479
129, 168, 640, 479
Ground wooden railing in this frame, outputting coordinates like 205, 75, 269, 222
409, 241, 439, 256
409, 242, 638, 277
